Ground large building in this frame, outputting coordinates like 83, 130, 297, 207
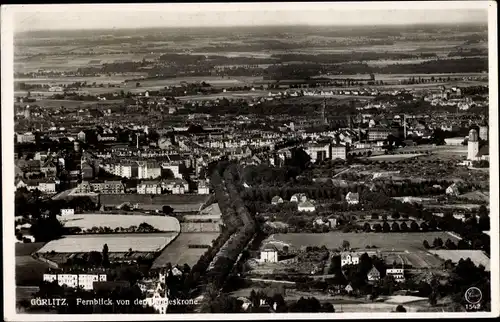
368, 127, 399, 141
43, 273, 107, 290
479, 125, 488, 141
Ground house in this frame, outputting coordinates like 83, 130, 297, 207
81, 162, 94, 180
298, 200, 316, 212
446, 183, 460, 196
90, 181, 125, 194
290, 193, 307, 203
75, 181, 93, 194
60, 209, 75, 216
346, 192, 360, 205
341, 252, 360, 267
137, 181, 162, 194
367, 266, 381, 282
271, 196, 284, 205
40, 160, 57, 177
345, 284, 354, 294
197, 180, 210, 194
43, 273, 107, 290
171, 183, 186, 195
328, 218, 338, 228
386, 268, 405, 283
260, 246, 279, 263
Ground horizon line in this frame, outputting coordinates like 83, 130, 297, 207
16, 21, 489, 34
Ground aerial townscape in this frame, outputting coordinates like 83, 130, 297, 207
11, 7, 492, 315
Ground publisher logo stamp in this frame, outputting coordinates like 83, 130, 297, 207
465, 287, 482, 305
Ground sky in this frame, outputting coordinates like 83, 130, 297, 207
10, 2, 490, 32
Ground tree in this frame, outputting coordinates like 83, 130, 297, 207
342, 240, 350, 251
400, 222, 408, 231
391, 212, 400, 220
371, 213, 379, 220
373, 223, 382, 232
102, 244, 110, 268
445, 238, 457, 250
88, 251, 103, 267
382, 221, 391, 232
391, 222, 400, 232
162, 205, 174, 215
433, 237, 444, 248
423, 240, 431, 249
395, 304, 407, 312
410, 221, 419, 232
363, 223, 371, 232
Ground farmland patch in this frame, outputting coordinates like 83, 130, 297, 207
152, 232, 219, 268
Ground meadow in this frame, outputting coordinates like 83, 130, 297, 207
264, 232, 460, 252
429, 250, 490, 271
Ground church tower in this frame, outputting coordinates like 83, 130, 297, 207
468, 129, 479, 161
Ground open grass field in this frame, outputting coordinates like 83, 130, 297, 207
367, 154, 425, 161
37, 232, 179, 253
61, 214, 180, 232
152, 232, 219, 268
15, 99, 125, 110
16, 243, 50, 286
429, 250, 490, 271
265, 232, 460, 252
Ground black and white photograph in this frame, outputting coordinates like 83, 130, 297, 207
1, 2, 498, 320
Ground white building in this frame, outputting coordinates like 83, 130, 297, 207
197, 181, 210, 194
298, 200, 316, 212
137, 181, 162, 194
60, 209, 75, 216
386, 268, 405, 282
341, 252, 360, 267
305, 143, 330, 163
331, 145, 347, 160
346, 192, 360, 205
260, 247, 278, 263
43, 273, 107, 290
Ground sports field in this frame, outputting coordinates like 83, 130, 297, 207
37, 233, 179, 253
61, 214, 180, 232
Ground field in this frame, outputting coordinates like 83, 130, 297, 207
264, 232, 460, 252
429, 250, 490, 271
15, 99, 124, 110
367, 154, 425, 161
180, 222, 221, 233
380, 250, 444, 269
16, 243, 51, 285
152, 232, 220, 268
60, 214, 180, 231
36, 233, 179, 253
